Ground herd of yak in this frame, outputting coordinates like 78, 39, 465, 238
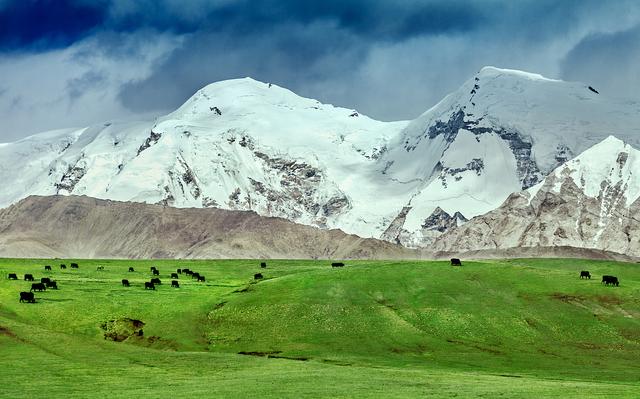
6, 259, 621, 304
7, 261, 272, 303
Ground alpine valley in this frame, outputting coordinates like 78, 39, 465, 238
2, 66, 640, 254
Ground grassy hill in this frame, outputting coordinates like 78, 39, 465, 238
1, 258, 639, 398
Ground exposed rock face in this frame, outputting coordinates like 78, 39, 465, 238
433, 137, 640, 256
0, 195, 416, 259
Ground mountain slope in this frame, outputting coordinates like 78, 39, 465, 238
0, 195, 416, 259
432, 136, 640, 256
379, 67, 640, 246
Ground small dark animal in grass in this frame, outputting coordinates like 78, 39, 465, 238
19, 291, 35, 303
171, 273, 179, 279
122, 279, 130, 287
30, 283, 46, 292
24, 274, 34, 281
331, 262, 344, 268
602, 275, 619, 286
150, 266, 157, 272
97, 266, 104, 271
177, 269, 182, 274
191, 272, 200, 279
184, 270, 193, 276
70, 263, 79, 269
41, 277, 51, 284
44, 265, 51, 271
7, 273, 17, 280
254, 273, 263, 280
128, 267, 135, 272
151, 278, 161, 285
152, 269, 160, 276
171, 280, 180, 288
60, 264, 67, 269
260, 262, 267, 268
451, 258, 462, 266
197, 275, 205, 282
144, 282, 155, 290
45, 281, 58, 289
580, 271, 591, 279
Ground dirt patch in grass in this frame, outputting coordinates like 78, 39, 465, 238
594, 295, 623, 305
549, 293, 586, 302
238, 350, 282, 357
0, 325, 17, 338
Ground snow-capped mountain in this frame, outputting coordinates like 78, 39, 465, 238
378, 66, 640, 246
0, 78, 409, 238
432, 136, 640, 256
1, 67, 639, 248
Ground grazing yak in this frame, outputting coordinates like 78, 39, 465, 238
60, 264, 67, 269
44, 265, 52, 271
184, 269, 193, 276
122, 279, 130, 287
177, 269, 182, 274
96, 266, 104, 271
150, 266, 157, 272
191, 272, 200, 279
152, 269, 160, 276
144, 282, 155, 290
260, 262, 267, 268
70, 263, 79, 269
7, 273, 17, 280
171, 273, 179, 279
128, 267, 135, 272
24, 274, 34, 281
580, 271, 591, 279
171, 280, 180, 288
451, 258, 462, 266
41, 277, 51, 284
30, 283, 46, 292
254, 273, 264, 280
20, 292, 35, 303
197, 275, 206, 282
151, 278, 162, 285
46, 281, 58, 289
602, 275, 619, 286
331, 262, 345, 268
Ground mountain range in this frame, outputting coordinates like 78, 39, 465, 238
1, 66, 639, 256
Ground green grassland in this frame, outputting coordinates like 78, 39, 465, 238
1, 258, 639, 398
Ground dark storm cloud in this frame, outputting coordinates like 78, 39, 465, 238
561, 24, 640, 99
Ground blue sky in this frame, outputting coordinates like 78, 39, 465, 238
1, 0, 640, 140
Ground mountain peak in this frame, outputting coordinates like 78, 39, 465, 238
476, 66, 559, 82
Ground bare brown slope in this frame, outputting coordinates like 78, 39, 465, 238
0, 196, 418, 259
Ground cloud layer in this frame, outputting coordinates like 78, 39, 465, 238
1, 0, 640, 140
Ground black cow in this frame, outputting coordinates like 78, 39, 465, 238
41, 277, 51, 284
580, 271, 591, 279
254, 273, 263, 280
70, 263, 79, 269
451, 258, 462, 266
602, 275, 619, 286
30, 283, 46, 292
177, 269, 182, 274
46, 281, 58, 289
197, 275, 205, 282
44, 265, 52, 271
24, 274, 34, 281
7, 273, 17, 280
152, 269, 160, 276
331, 262, 345, 268
151, 278, 161, 285
171, 280, 180, 288
96, 266, 104, 271
122, 279, 130, 287
144, 282, 155, 290
184, 269, 193, 276
60, 264, 67, 269
260, 262, 267, 268
191, 272, 200, 279
171, 273, 179, 279
19, 291, 35, 303
128, 267, 135, 272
